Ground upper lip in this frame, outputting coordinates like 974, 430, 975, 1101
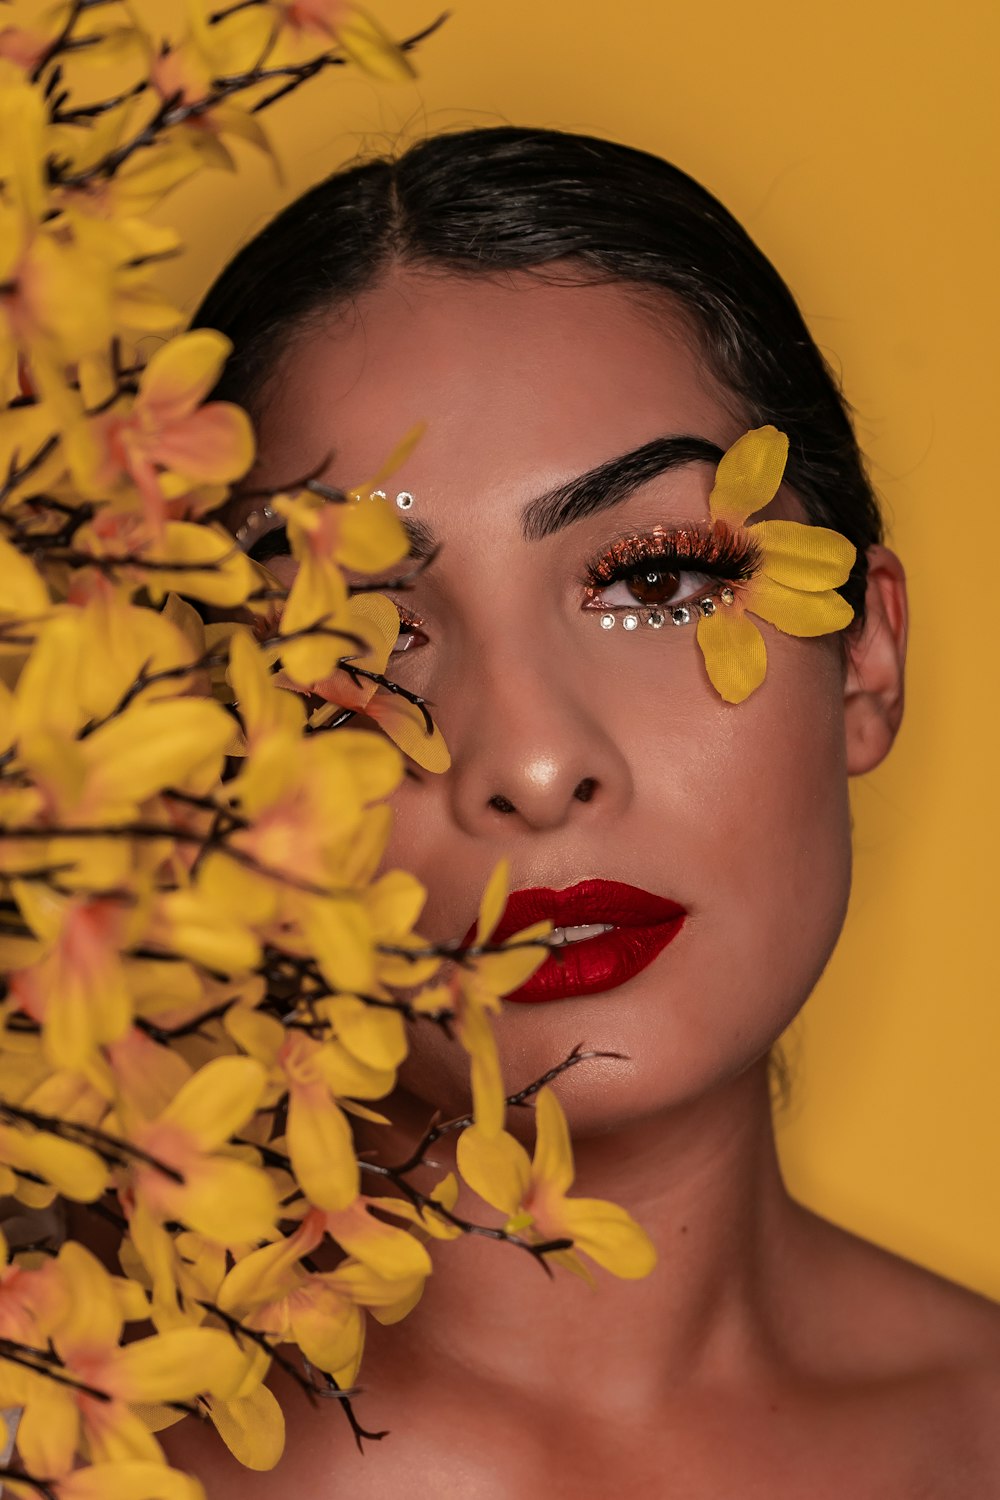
463, 879, 687, 946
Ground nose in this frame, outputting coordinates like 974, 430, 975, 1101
443, 645, 634, 837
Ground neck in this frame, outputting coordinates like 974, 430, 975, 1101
361, 1058, 806, 1417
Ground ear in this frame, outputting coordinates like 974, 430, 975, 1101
843, 544, 908, 775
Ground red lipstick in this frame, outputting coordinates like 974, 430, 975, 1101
462, 879, 686, 1004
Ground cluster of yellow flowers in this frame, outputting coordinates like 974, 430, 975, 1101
0, 3, 656, 1494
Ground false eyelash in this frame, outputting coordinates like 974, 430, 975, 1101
584, 521, 761, 590
246, 524, 290, 564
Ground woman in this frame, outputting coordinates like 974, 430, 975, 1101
178, 127, 1000, 1495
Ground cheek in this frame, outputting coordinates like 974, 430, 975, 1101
652, 633, 852, 1064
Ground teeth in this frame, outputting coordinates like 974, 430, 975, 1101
548, 923, 615, 946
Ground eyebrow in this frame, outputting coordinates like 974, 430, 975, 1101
400, 433, 725, 558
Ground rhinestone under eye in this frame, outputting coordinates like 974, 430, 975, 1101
600, 613, 616, 630
671, 606, 691, 626
699, 597, 716, 616
646, 611, 665, 629
622, 613, 639, 631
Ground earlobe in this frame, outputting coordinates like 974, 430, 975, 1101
843, 544, 908, 776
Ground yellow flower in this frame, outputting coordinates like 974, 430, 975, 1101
148, 2, 278, 174
65, 330, 255, 537
273, 487, 408, 683
268, 0, 416, 81
297, 592, 451, 773
7, 885, 140, 1069
218, 1216, 424, 1389
12, 1242, 249, 1473
415, 861, 550, 1136
0, 65, 181, 408
696, 426, 857, 703
120, 1056, 279, 1243
457, 1086, 657, 1281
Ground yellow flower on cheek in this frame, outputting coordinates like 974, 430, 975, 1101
696, 426, 857, 704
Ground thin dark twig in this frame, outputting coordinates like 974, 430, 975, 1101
0, 1339, 111, 1402
302, 1361, 388, 1451
387, 1045, 624, 1175
0, 1102, 184, 1183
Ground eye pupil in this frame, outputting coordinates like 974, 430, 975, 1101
630, 568, 680, 605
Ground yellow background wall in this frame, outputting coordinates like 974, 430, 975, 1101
156, 1, 999, 1296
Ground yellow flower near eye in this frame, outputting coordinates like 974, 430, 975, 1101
696, 426, 857, 703
457, 1085, 657, 1281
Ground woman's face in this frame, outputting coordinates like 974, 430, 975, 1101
243, 267, 859, 1134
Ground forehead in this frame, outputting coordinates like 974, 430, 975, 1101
250, 268, 744, 509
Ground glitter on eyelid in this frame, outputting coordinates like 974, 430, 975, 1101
585, 521, 760, 586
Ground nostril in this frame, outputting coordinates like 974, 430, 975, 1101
488, 794, 516, 814
573, 778, 597, 803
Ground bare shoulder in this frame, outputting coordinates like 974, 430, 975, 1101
791, 1202, 1000, 1366
771, 1203, 1000, 1495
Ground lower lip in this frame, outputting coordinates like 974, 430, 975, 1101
504, 916, 685, 1004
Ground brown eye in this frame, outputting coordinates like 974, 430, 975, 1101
628, 567, 681, 605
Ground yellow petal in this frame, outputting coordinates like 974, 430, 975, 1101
324, 1197, 432, 1280
334, 5, 417, 83
0, 1121, 108, 1201
110, 1327, 251, 1402
752, 518, 856, 590
141, 523, 254, 608
59, 1460, 207, 1500
56, 1240, 124, 1353
168, 1156, 278, 1244
474, 920, 553, 998
14, 1381, 79, 1479
695, 609, 767, 704
365, 692, 451, 773
139, 330, 233, 424
322, 996, 407, 1071
151, 402, 254, 485
531, 1086, 575, 1196
456, 1124, 531, 1218
303, 896, 375, 994
745, 573, 856, 637
457, 997, 505, 1137
287, 1090, 359, 1211
476, 859, 509, 944
83, 698, 232, 809
289, 1289, 363, 1376
333, 1261, 427, 1322
203, 1384, 285, 1472
708, 426, 788, 527
337, 493, 409, 572
160, 1055, 266, 1148
228, 628, 304, 740
557, 1196, 658, 1279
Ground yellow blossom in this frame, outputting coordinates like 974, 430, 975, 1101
696, 426, 857, 703
457, 1086, 657, 1281
119, 1055, 279, 1243
416, 860, 549, 1136
12, 1242, 249, 1473
267, 0, 415, 79
65, 330, 255, 536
